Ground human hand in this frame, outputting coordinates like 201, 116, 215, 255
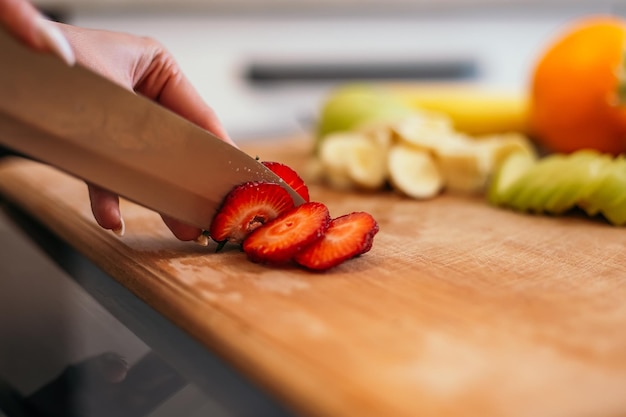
56, 24, 235, 242
1, 1, 234, 242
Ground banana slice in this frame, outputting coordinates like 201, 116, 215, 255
318, 132, 362, 190
433, 132, 536, 195
392, 113, 456, 153
355, 120, 395, 151
319, 132, 357, 170
346, 141, 388, 190
434, 138, 488, 194
475, 132, 537, 170
316, 104, 537, 199
318, 131, 387, 190
388, 144, 444, 199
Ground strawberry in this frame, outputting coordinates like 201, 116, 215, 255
262, 161, 310, 202
243, 202, 330, 264
209, 181, 295, 250
293, 212, 379, 271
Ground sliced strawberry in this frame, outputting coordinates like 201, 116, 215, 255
294, 212, 379, 271
262, 161, 310, 202
209, 181, 295, 250
243, 202, 330, 264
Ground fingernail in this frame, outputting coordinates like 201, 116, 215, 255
195, 233, 209, 246
35, 17, 75, 66
112, 218, 125, 237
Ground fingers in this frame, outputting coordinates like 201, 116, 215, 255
64, 33, 230, 243
88, 184, 204, 242
88, 184, 125, 236
132, 42, 236, 243
133, 45, 237, 147
159, 215, 204, 242
0, 0, 74, 65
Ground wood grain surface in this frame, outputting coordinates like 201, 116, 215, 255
1, 136, 626, 417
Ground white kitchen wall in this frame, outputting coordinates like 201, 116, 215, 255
33, 0, 619, 13
60, 2, 615, 140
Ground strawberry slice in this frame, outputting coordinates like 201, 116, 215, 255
262, 161, 310, 202
243, 202, 330, 264
209, 181, 295, 250
294, 212, 379, 271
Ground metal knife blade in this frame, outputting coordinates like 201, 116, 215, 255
0, 29, 304, 230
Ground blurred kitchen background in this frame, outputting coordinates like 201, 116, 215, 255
1, 1, 626, 416
32, 0, 626, 139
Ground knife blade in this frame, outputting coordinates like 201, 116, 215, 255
0, 29, 304, 230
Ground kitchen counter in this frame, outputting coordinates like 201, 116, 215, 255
2, 135, 626, 417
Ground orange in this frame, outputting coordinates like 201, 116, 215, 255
530, 16, 626, 155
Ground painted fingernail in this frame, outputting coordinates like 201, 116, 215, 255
112, 217, 125, 237
195, 233, 210, 246
35, 17, 75, 66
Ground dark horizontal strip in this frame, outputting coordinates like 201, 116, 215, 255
246, 58, 478, 83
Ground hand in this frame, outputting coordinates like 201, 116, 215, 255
58, 23, 235, 241
0, 0, 235, 242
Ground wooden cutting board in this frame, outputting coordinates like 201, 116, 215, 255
1, 136, 626, 417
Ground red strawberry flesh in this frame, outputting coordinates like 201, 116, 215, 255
243, 201, 330, 264
209, 181, 295, 247
262, 161, 310, 202
294, 211, 379, 271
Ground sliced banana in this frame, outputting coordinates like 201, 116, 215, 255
391, 113, 456, 153
346, 142, 387, 189
388, 144, 444, 199
475, 132, 537, 170
318, 131, 360, 171
316, 109, 536, 199
355, 120, 395, 151
434, 138, 488, 194
318, 131, 387, 190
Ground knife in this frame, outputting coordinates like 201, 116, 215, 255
0, 29, 304, 230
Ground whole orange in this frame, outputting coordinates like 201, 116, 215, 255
530, 16, 626, 155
